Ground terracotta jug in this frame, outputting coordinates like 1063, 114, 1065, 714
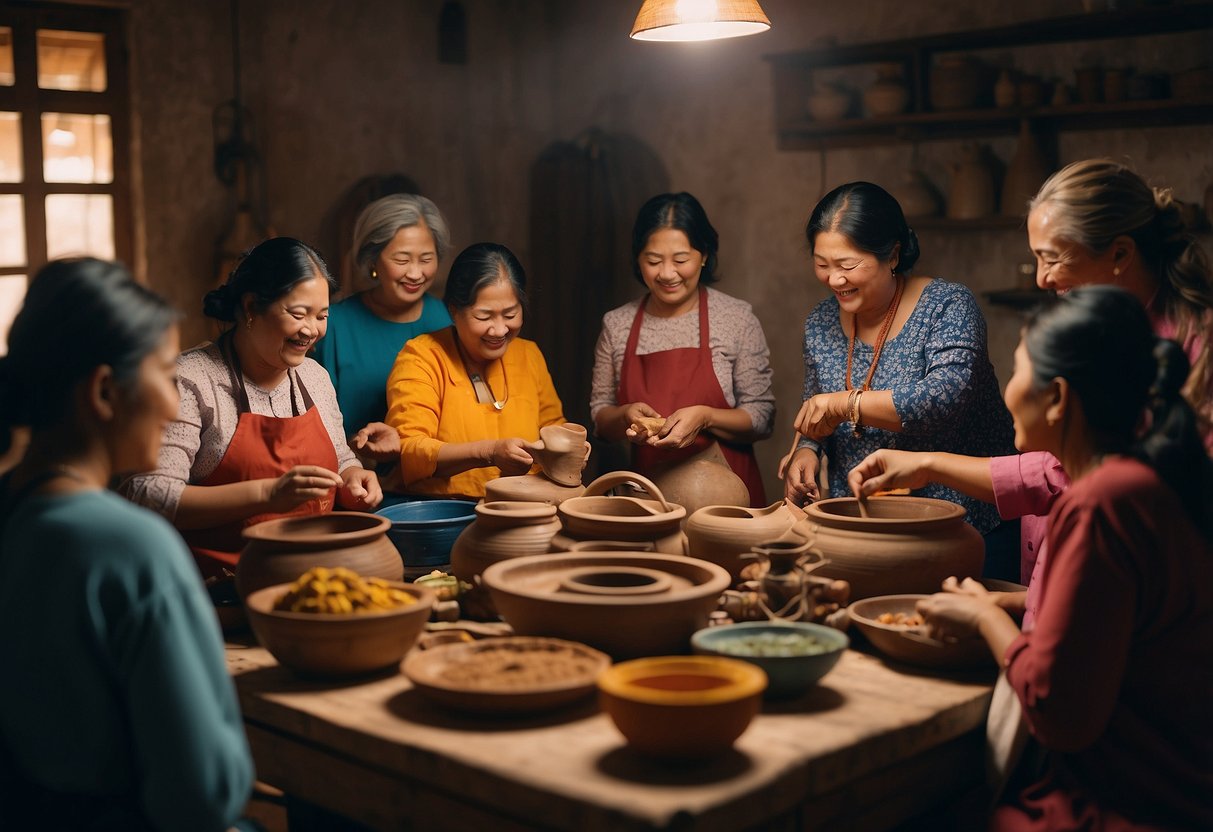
484, 474, 585, 505
647, 443, 749, 521
685, 501, 798, 579
796, 496, 984, 600
947, 143, 997, 220
1001, 120, 1050, 217
889, 169, 943, 219
531, 422, 590, 486
235, 512, 403, 600
554, 471, 687, 555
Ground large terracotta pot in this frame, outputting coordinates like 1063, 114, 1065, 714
484, 474, 585, 505
797, 497, 984, 600
235, 512, 404, 600
555, 472, 687, 555
647, 443, 749, 521
450, 501, 562, 584
685, 502, 798, 580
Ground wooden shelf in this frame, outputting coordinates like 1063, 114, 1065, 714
766, 3, 1213, 151
911, 216, 1025, 231
984, 288, 1051, 310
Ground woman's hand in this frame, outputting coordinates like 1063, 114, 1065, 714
645, 405, 711, 449
263, 465, 343, 513
622, 402, 664, 444
793, 391, 852, 441
916, 577, 998, 641
848, 449, 931, 498
781, 447, 821, 506
350, 422, 401, 462
490, 438, 535, 476
338, 466, 383, 510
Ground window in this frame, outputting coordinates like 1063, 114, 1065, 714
0, 6, 131, 354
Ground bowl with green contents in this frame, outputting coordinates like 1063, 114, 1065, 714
691, 621, 849, 698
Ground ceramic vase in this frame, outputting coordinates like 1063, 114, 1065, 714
890, 169, 943, 218
797, 496, 984, 600
947, 143, 997, 220
1001, 120, 1050, 217
647, 443, 749, 521
994, 69, 1017, 108
684, 501, 798, 580
236, 512, 403, 600
864, 63, 910, 116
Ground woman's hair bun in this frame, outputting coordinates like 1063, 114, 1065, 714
1150, 337, 1190, 404
900, 227, 922, 274
202, 284, 235, 322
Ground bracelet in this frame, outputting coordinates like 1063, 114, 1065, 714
851, 390, 864, 437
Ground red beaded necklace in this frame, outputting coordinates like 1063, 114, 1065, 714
845, 274, 905, 392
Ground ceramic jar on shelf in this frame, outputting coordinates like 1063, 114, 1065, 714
1001, 120, 1051, 217
864, 63, 909, 117
947, 143, 998, 220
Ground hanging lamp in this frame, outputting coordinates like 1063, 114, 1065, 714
630, 0, 770, 42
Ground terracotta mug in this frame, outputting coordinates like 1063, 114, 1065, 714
530, 422, 590, 486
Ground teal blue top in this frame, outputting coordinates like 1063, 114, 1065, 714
314, 292, 452, 434
0, 488, 253, 831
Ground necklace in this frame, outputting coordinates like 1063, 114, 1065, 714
845, 275, 905, 392
453, 329, 508, 411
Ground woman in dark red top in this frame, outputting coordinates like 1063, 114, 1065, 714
917, 285, 1213, 830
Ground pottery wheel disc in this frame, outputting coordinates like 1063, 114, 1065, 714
557, 565, 675, 596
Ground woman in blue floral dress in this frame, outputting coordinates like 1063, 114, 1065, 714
781, 182, 1016, 572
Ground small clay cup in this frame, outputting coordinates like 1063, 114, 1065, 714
531, 422, 589, 487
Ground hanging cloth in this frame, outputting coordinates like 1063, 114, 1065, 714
617, 287, 765, 506
182, 334, 338, 580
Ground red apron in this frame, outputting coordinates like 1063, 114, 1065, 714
182, 335, 338, 580
618, 287, 765, 506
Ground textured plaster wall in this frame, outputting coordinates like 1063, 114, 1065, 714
127, 0, 1211, 498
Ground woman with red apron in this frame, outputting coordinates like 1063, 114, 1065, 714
122, 237, 381, 580
591, 193, 774, 506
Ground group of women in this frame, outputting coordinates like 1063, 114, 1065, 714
1, 157, 1210, 830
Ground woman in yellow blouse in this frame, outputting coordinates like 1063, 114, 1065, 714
385, 243, 566, 499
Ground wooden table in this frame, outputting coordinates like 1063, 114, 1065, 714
228, 637, 994, 831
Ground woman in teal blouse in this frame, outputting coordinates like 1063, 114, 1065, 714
314, 194, 453, 484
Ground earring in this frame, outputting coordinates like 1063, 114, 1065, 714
371, 268, 378, 280
246, 316, 253, 332
1113, 267, 1121, 276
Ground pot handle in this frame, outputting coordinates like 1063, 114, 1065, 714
563, 540, 657, 552
581, 471, 674, 512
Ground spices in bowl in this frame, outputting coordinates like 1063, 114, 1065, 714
692, 622, 848, 698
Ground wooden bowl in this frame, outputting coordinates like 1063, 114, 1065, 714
848, 594, 993, 670
403, 636, 610, 714
245, 581, 435, 678
598, 656, 766, 758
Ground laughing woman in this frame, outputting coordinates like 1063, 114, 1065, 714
123, 237, 381, 580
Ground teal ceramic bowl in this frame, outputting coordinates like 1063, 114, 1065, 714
375, 500, 476, 568
691, 621, 849, 698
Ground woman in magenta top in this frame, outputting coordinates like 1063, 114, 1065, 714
922, 286, 1213, 829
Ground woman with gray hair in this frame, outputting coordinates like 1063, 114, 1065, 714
314, 193, 453, 482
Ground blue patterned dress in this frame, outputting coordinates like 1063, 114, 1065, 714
799, 278, 1014, 533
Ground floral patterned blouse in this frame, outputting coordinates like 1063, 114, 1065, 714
799, 278, 1014, 533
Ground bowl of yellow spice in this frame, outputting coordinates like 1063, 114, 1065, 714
245, 566, 435, 678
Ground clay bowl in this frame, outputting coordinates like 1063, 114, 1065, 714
236, 511, 403, 600
802, 496, 984, 600
244, 581, 435, 678
403, 636, 610, 714
598, 656, 766, 758
848, 594, 993, 670
485, 475, 586, 505
481, 552, 731, 659
691, 622, 849, 698
375, 499, 477, 571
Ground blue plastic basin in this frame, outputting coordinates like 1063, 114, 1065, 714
375, 500, 476, 567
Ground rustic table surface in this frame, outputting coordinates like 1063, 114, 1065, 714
227, 635, 995, 831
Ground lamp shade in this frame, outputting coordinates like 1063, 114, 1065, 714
630, 0, 771, 42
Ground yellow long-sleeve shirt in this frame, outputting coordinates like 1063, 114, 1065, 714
385, 327, 566, 499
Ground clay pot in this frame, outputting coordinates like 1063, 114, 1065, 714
797, 496, 984, 600
598, 656, 765, 758
481, 552, 731, 659
531, 422, 589, 486
994, 70, 1017, 108
556, 472, 687, 555
889, 169, 943, 219
484, 474, 585, 505
947, 143, 997, 220
864, 63, 909, 116
1001, 120, 1050, 217
236, 512, 403, 600
807, 83, 850, 121
450, 501, 562, 584
685, 501, 798, 579
930, 55, 985, 111
1075, 67, 1102, 103
647, 443, 749, 520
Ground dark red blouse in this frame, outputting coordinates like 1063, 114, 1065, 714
996, 456, 1213, 830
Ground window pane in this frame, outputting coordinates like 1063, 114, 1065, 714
0, 27, 13, 86
46, 194, 113, 259
0, 195, 26, 267
0, 112, 21, 182
42, 113, 112, 183
0, 274, 28, 356
37, 30, 106, 92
